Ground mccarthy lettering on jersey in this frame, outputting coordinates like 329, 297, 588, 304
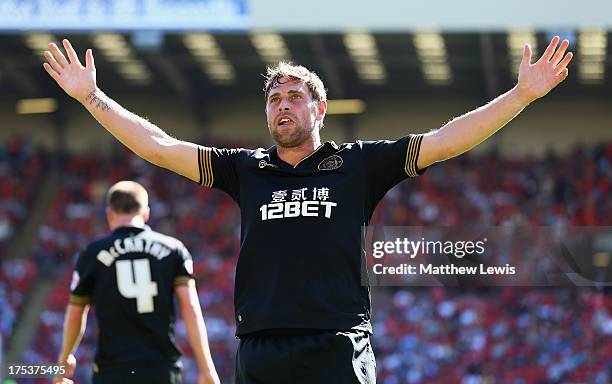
97, 234, 172, 266
196, 134, 425, 337
69, 226, 195, 368
260, 186, 338, 220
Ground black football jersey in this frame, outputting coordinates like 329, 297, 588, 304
70, 226, 194, 368
196, 134, 425, 337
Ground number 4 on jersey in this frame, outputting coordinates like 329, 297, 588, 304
116, 259, 158, 313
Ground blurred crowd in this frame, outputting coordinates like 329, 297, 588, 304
0, 137, 43, 352
1, 137, 611, 383
374, 287, 611, 384
0, 258, 37, 353
375, 143, 612, 227
0, 137, 44, 254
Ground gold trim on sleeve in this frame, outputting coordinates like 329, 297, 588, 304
174, 276, 195, 286
203, 148, 214, 187
69, 294, 93, 305
197, 147, 214, 188
197, 146, 204, 186
404, 134, 424, 177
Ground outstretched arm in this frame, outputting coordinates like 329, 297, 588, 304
175, 281, 220, 384
43, 39, 200, 182
417, 36, 573, 170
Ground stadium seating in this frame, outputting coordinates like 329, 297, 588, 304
16, 141, 612, 383
0, 136, 44, 352
0, 136, 45, 253
0, 258, 37, 353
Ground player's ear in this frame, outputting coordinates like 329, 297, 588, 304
142, 207, 151, 223
105, 207, 114, 226
317, 100, 327, 121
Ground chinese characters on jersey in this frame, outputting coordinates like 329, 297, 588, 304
260, 186, 337, 220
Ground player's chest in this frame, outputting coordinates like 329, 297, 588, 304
240, 162, 365, 222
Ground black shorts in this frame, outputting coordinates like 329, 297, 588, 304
92, 363, 181, 384
236, 330, 376, 384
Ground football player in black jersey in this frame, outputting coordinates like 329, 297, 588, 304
54, 181, 219, 384
45, 37, 572, 383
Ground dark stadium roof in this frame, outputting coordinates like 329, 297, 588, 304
0, 32, 609, 102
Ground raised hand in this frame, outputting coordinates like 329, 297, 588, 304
43, 39, 97, 103
517, 36, 573, 103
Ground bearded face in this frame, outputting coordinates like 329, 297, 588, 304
265, 78, 324, 148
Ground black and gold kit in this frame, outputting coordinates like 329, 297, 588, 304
195, 135, 425, 383
195, 134, 425, 338
70, 225, 194, 381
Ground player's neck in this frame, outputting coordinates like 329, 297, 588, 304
276, 134, 322, 167
110, 215, 146, 231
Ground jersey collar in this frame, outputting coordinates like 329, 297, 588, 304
112, 225, 150, 235
267, 141, 338, 169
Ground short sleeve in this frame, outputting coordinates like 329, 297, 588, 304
360, 134, 426, 203
70, 248, 96, 305
196, 146, 244, 201
173, 243, 195, 287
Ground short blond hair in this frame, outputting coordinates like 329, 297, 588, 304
263, 62, 327, 104
106, 181, 148, 214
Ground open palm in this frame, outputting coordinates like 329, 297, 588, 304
517, 36, 573, 102
43, 39, 97, 102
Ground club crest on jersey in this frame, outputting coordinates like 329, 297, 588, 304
259, 160, 278, 169
317, 155, 343, 171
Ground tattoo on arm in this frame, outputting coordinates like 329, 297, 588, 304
85, 90, 111, 111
